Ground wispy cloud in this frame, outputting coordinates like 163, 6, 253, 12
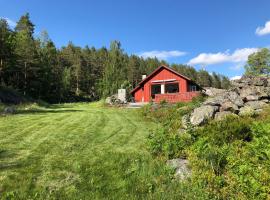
256, 20, 270, 36
1, 17, 16, 28
230, 75, 242, 80
188, 48, 258, 66
229, 63, 245, 71
138, 50, 187, 60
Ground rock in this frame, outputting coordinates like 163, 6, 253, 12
240, 86, 268, 100
220, 101, 239, 113
190, 105, 219, 126
215, 111, 238, 121
253, 77, 268, 86
203, 87, 226, 97
267, 78, 270, 87
181, 115, 190, 129
233, 76, 268, 87
239, 106, 255, 116
203, 95, 226, 106
167, 158, 191, 180
227, 91, 244, 107
261, 99, 270, 103
105, 97, 112, 104
3, 107, 16, 114
245, 101, 267, 110
245, 95, 259, 101
105, 94, 118, 105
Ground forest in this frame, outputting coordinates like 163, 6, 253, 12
0, 13, 230, 103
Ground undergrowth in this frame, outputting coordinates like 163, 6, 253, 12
143, 98, 270, 199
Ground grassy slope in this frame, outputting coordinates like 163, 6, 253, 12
0, 102, 186, 200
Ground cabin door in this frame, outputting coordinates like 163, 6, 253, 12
151, 84, 161, 99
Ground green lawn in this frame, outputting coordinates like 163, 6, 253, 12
0, 103, 182, 199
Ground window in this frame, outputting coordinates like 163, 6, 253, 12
188, 84, 197, 92
151, 84, 161, 99
165, 83, 179, 93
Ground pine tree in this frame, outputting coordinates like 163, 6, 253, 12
0, 18, 14, 85
14, 13, 38, 96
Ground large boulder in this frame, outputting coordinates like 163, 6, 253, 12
245, 95, 259, 101
167, 158, 191, 180
227, 91, 244, 107
240, 86, 268, 100
190, 105, 219, 126
244, 101, 267, 110
220, 101, 239, 113
203, 94, 227, 106
3, 107, 16, 114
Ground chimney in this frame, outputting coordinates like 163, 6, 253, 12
142, 75, 147, 80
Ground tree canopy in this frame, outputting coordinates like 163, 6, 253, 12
0, 13, 231, 103
245, 48, 270, 76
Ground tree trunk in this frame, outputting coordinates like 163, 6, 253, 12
24, 62, 27, 96
0, 58, 3, 84
76, 74, 79, 95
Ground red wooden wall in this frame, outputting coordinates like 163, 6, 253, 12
134, 68, 191, 102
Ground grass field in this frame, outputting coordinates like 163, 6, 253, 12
0, 103, 186, 200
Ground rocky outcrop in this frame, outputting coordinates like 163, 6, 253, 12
183, 76, 270, 126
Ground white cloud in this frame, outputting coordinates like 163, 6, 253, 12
138, 50, 186, 60
256, 21, 270, 36
188, 48, 258, 66
1, 17, 16, 28
229, 63, 245, 71
230, 75, 242, 80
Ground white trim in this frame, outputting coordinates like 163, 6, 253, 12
161, 84, 165, 94
151, 79, 176, 83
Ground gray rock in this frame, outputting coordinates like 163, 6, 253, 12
245, 95, 259, 101
3, 107, 16, 114
105, 97, 112, 104
215, 111, 238, 121
203, 95, 226, 106
227, 91, 244, 107
261, 99, 270, 103
203, 87, 226, 97
167, 158, 191, 180
245, 101, 267, 110
240, 86, 268, 100
181, 115, 190, 129
253, 77, 268, 86
190, 105, 219, 126
220, 101, 239, 113
267, 78, 270, 87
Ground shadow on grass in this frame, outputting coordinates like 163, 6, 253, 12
0, 150, 22, 170
17, 109, 82, 115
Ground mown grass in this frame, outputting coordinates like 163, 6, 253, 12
0, 102, 193, 200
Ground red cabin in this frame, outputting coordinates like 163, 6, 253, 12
130, 65, 202, 103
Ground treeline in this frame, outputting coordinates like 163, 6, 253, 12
0, 13, 230, 103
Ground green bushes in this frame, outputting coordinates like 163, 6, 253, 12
144, 100, 270, 199
188, 114, 270, 199
143, 96, 204, 159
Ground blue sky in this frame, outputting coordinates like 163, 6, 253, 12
1, 0, 270, 79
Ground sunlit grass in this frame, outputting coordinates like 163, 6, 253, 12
0, 102, 188, 199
